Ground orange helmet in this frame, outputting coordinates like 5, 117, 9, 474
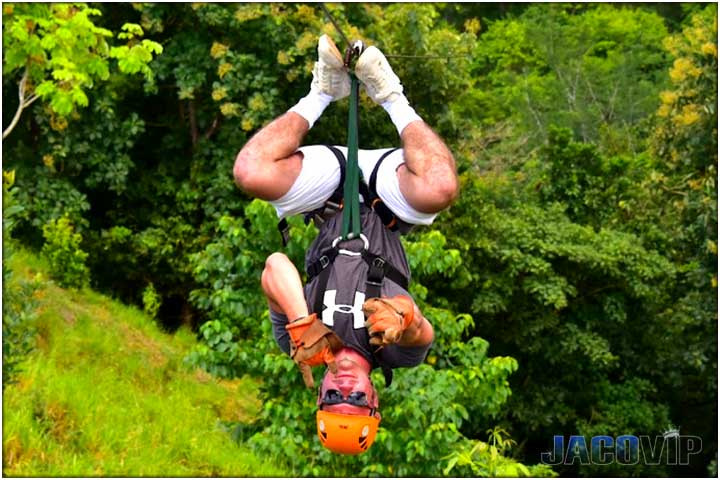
316, 409, 381, 455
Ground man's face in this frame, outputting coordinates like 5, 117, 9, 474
318, 355, 378, 415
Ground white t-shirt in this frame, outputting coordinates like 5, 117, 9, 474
268, 145, 438, 226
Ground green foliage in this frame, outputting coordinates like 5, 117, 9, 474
535, 127, 646, 229
471, 4, 669, 153
142, 282, 161, 319
186, 199, 317, 379
41, 215, 89, 289
650, 4, 717, 266
445, 427, 558, 477
2, 2, 716, 476
2, 248, 287, 477
437, 171, 681, 474
710, 457, 718, 477
12, 168, 90, 237
2, 3, 162, 121
643, 7, 717, 470
575, 379, 672, 476
2, 171, 39, 389
403, 229, 463, 278
42, 98, 146, 194
9, 98, 145, 244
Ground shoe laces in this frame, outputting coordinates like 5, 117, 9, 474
365, 60, 399, 95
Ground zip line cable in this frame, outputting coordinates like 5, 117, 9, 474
320, 4, 352, 50
385, 54, 471, 60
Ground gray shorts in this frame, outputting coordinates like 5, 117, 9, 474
270, 308, 293, 356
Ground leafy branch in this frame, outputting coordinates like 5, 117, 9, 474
2, 67, 40, 140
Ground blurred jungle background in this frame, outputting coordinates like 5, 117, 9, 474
2, 2, 717, 477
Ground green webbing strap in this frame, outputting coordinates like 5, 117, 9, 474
341, 73, 362, 240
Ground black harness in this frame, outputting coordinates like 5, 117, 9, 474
278, 146, 410, 387
277, 146, 403, 246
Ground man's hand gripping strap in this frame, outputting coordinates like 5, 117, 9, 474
286, 314, 344, 388
362, 295, 414, 347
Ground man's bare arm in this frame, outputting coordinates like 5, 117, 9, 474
397, 305, 434, 347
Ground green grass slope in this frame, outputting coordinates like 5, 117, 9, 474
3, 249, 285, 477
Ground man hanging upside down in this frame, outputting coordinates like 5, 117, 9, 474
233, 35, 458, 455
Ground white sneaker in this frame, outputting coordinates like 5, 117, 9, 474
355, 46, 403, 104
311, 34, 350, 101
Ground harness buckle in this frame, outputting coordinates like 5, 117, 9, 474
319, 255, 330, 270
367, 257, 386, 289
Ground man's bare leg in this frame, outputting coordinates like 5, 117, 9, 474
397, 120, 458, 214
261, 252, 309, 320
233, 112, 309, 201
355, 46, 459, 214
234, 35, 347, 201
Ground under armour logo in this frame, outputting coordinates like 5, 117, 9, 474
322, 290, 366, 329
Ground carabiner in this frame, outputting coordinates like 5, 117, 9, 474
343, 40, 365, 68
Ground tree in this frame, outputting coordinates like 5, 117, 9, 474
645, 6, 718, 471
2, 3, 161, 139
2, 3, 716, 475
468, 4, 669, 155
2, 171, 39, 389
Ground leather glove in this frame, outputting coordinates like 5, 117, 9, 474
362, 295, 415, 347
285, 313, 343, 388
